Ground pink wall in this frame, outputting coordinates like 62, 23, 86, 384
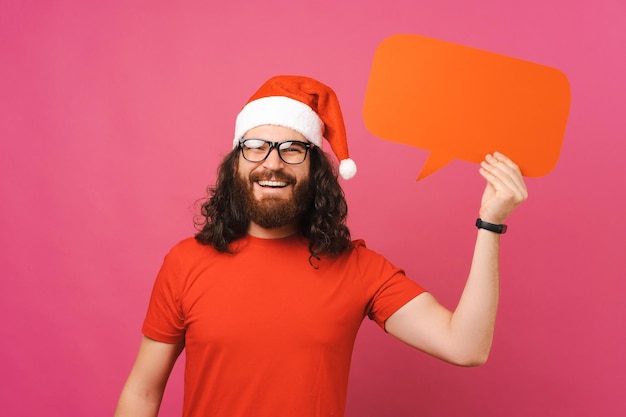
1, 1, 624, 416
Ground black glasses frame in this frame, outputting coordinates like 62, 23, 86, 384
238, 139, 313, 165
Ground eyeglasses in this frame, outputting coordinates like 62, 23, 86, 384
239, 139, 312, 165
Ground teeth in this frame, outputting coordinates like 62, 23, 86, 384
258, 180, 287, 187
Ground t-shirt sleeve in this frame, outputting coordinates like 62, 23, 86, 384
355, 241, 426, 329
142, 245, 186, 344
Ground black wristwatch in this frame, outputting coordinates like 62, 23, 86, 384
475, 218, 507, 234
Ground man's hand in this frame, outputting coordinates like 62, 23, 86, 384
478, 152, 528, 224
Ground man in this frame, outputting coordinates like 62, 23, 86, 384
115, 75, 528, 417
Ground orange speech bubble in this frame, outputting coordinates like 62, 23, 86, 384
363, 34, 571, 180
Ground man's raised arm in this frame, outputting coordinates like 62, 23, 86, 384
385, 152, 528, 366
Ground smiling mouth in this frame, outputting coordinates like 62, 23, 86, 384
257, 180, 289, 188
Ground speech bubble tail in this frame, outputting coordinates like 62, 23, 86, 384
417, 153, 452, 181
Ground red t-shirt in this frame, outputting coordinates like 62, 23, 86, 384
143, 234, 425, 417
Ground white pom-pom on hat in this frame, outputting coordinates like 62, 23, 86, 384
339, 158, 357, 180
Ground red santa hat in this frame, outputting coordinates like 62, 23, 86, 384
233, 75, 357, 180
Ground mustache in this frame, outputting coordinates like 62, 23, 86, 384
249, 169, 296, 184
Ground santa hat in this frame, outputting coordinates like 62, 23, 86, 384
233, 75, 357, 180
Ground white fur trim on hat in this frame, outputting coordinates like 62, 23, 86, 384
233, 96, 324, 147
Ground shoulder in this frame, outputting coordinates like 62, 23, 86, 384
170, 236, 209, 251
348, 238, 384, 260
329, 238, 395, 272
165, 237, 220, 262
352, 238, 367, 249
154, 238, 224, 287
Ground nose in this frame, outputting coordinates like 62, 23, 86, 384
261, 146, 284, 170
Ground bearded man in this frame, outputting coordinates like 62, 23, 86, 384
115, 75, 528, 417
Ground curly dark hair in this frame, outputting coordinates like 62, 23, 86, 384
194, 146, 352, 258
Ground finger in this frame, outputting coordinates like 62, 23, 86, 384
483, 153, 527, 196
492, 152, 526, 191
493, 152, 520, 171
494, 152, 528, 201
480, 158, 527, 202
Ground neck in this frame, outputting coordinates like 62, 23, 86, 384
247, 221, 299, 239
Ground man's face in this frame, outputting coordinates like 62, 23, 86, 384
234, 125, 313, 230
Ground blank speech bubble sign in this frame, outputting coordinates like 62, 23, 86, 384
363, 34, 571, 180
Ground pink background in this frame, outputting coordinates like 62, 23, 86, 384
1, 1, 624, 416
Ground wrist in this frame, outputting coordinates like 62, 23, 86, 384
475, 218, 507, 234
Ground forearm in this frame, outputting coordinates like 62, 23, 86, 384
114, 385, 163, 417
448, 228, 500, 365
385, 229, 502, 366
114, 337, 183, 417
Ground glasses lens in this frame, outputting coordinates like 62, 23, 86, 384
241, 139, 270, 162
278, 141, 308, 164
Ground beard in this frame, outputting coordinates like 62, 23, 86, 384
232, 168, 313, 230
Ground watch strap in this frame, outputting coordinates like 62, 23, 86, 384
476, 218, 508, 234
